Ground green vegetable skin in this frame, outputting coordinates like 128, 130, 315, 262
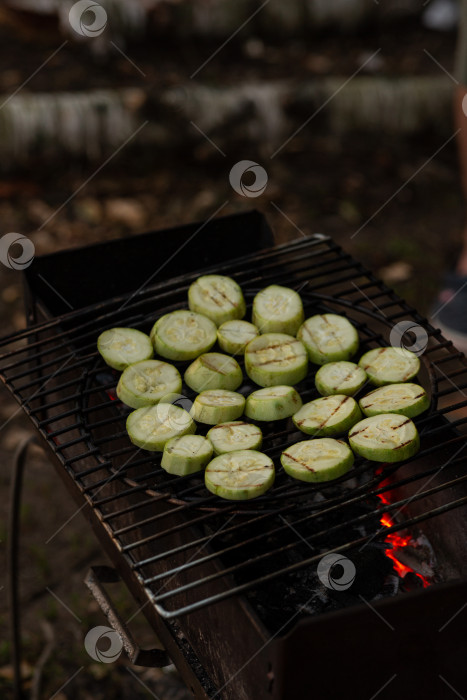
245, 385, 302, 421
348, 414, 420, 462
184, 353, 243, 393
191, 390, 246, 425
358, 347, 420, 386
161, 435, 213, 475
292, 395, 362, 436
98, 327, 153, 370
188, 274, 246, 326
117, 360, 182, 409
150, 310, 217, 361
207, 421, 262, 454
359, 383, 430, 418
126, 403, 196, 451
252, 285, 304, 335
297, 314, 359, 365
217, 320, 259, 355
315, 361, 367, 396
281, 438, 354, 483
244, 333, 308, 387
205, 450, 275, 500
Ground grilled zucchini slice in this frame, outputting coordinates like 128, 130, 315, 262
97, 327, 153, 370
252, 285, 304, 335
348, 414, 420, 462
161, 434, 213, 475
191, 390, 245, 425
117, 360, 182, 409
184, 353, 243, 393
281, 438, 354, 483
245, 385, 302, 421
207, 421, 263, 455
217, 320, 259, 355
244, 333, 308, 387
358, 347, 420, 386
126, 403, 196, 451
292, 395, 362, 436
150, 310, 217, 361
205, 450, 275, 500
359, 383, 429, 418
188, 274, 246, 326
315, 361, 367, 397
297, 314, 359, 365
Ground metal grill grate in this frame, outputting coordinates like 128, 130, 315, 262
2, 233, 467, 619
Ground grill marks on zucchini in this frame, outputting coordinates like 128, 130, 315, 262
297, 313, 359, 365
348, 414, 420, 462
184, 352, 243, 392
359, 383, 429, 418
281, 438, 354, 483
151, 310, 217, 361
292, 395, 362, 436
188, 274, 246, 326
315, 361, 367, 396
358, 347, 420, 386
205, 450, 275, 500
207, 421, 263, 454
244, 333, 308, 387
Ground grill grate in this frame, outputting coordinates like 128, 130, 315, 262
2, 233, 467, 619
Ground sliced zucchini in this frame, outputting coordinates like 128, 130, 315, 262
281, 438, 354, 483
188, 274, 246, 326
191, 390, 246, 425
207, 421, 263, 455
245, 385, 302, 421
252, 285, 304, 335
244, 333, 308, 387
161, 434, 213, 475
297, 314, 359, 365
358, 347, 420, 386
315, 361, 367, 397
292, 395, 362, 436
150, 310, 217, 361
184, 353, 243, 393
348, 414, 420, 463
359, 383, 430, 418
117, 360, 182, 409
205, 450, 275, 500
126, 403, 196, 451
217, 320, 259, 355
97, 327, 153, 370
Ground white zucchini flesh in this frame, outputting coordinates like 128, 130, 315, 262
358, 347, 420, 386
217, 320, 259, 355
188, 274, 246, 326
190, 390, 246, 425
207, 421, 263, 454
348, 414, 420, 462
244, 333, 308, 387
281, 438, 354, 483
315, 361, 367, 397
297, 314, 359, 365
252, 285, 304, 335
292, 395, 362, 436
184, 353, 243, 393
245, 385, 303, 421
117, 360, 182, 409
205, 450, 275, 500
151, 310, 217, 361
126, 403, 196, 451
97, 327, 153, 370
359, 383, 430, 418
161, 435, 213, 475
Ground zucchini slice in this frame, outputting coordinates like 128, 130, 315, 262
244, 333, 308, 387
205, 450, 275, 500
292, 395, 362, 436
217, 320, 259, 355
315, 361, 367, 397
188, 274, 246, 326
161, 434, 213, 475
245, 385, 302, 421
207, 421, 263, 454
281, 438, 354, 483
184, 353, 243, 393
297, 314, 359, 365
359, 383, 430, 418
358, 346, 420, 386
97, 327, 153, 371
150, 310, 217, 361
117, 360, 182, 409
348, 414, 420, 463
252, 285, 304, 335
191, 389, 246, 425
126, 403, 196, 451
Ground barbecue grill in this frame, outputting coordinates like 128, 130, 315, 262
4, 210, 467, 699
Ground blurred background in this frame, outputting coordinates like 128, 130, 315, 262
0, 0, 462, 697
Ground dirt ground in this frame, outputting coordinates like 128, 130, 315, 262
0, 12, 464, 700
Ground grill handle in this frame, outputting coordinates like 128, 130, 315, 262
85, 566, 170, 668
